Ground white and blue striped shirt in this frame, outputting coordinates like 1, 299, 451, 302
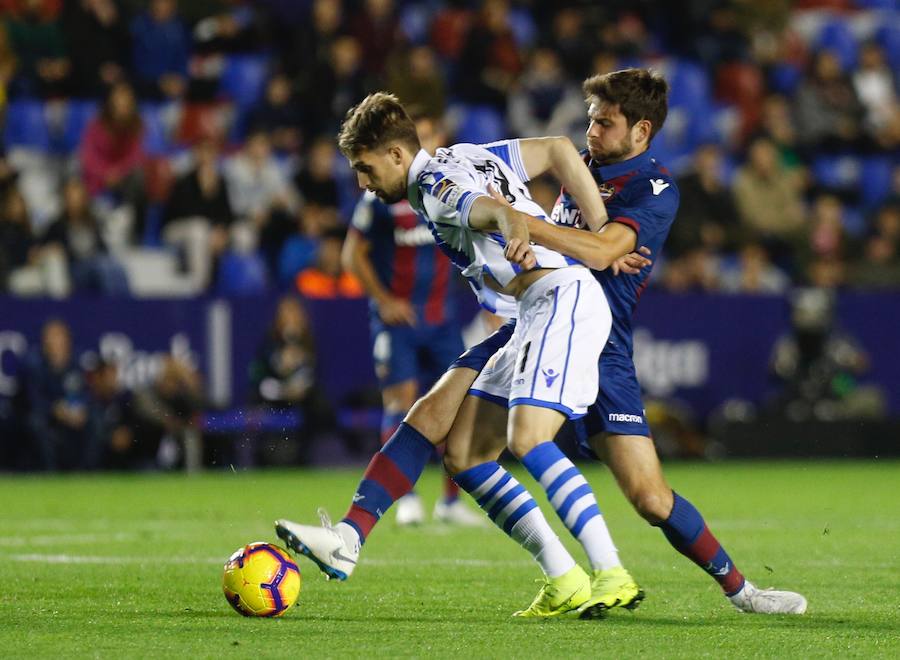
407, 139, 580, 317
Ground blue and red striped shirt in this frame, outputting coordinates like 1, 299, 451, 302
350, 192, 454, 325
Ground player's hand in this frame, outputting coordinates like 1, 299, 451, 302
505, 237, 537, 270
488, 184, 512, 207
378, 296, 417, 326
611, 246, 652, 276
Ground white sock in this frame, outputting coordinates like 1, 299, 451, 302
510, 507, 576, 578
578, 516, 621, 571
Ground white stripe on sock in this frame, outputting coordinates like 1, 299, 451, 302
537, 458, 570, 489
549, 474, 588, 510
577, 516, 621, 571
493, 491, 531, 529
510, 508, 575, 578
563, 493, 595, 529
469, 467, 504, 499
482, 478, 517, 512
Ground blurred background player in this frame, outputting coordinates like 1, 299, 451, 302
342, 112, 481, 526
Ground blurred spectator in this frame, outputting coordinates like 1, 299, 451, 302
720, 242, 790, 294
41, 177, 130, 296
62, 0, 129, 97
851, 41, 900, 150
672, 143, 741, 258
223, 128, 299, 272
245, 72, 304, 153
804, 193, 848, 264
850, 202, 900, 289
163, 138, 234, 292
455, 0, 523, 111
793, 50, 866, 153
295, 226, 363, 299
545, 8, 593, 80
0, 21, 17, 108
286, 0, 344, 81
759, 94, 804, 175
294, 135, 339, 209
0, 186, 67, 296
130, 0, 189, 100
249, 295, 336, 464
278, 202, 339, 287
132, 355, 204, 469
83, 354, 138, 469
386, 45, 446, 120
79, 82, 146, 244
769, 288, 884, 420
507, 47, 584, 143
349, 0, 398, 76
660, 247, 721, 293
305, 35, 369, 137
5, 0, 70, 98
733, 135, 805, 258
22, 319, 102, 470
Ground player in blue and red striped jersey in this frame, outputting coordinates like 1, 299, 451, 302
341, 114, 482, 526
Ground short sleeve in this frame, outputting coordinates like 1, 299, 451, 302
481, 139, 530, 183
418, 169, 487, 229
609, 176, 680, 246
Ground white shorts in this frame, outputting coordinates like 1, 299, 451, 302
470, 267, 610, 419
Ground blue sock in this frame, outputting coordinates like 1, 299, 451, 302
654, 492, 745, 595
520, 442, 620, 570
454, 461, 574, 577
342, 422, 434, 542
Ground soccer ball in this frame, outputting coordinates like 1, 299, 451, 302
222, 542, 301, 617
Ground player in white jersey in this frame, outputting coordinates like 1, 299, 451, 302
283, 92, 634, 617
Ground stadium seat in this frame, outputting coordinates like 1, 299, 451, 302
216, 251, 269, 296
3, 100, 51, 151
815, 18, 858, 70
139, 103, 171, 155
768, 62, 803, 95
453, 105, 505, 144
219, 55, 270, 109
874, 20, 900, 72
57, 100, 99, 153
811, 154, 862, 191
859, 156, 894, 209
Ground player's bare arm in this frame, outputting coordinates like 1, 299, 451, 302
526, 219, 638, 271
517, 136, 609, 231
341, 229, 416, 326
467, 195, 537, 270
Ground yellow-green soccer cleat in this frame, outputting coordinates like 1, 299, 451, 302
578, 566, 645, 619
512, 565, 591, 618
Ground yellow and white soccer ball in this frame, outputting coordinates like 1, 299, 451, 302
222, 542, 301, 617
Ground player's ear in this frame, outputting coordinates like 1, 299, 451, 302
388, 144, 404, 164
634, 119, 652, 146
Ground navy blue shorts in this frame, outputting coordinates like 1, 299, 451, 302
370, 318, 466, 388
573, 350, 650, 458
449, 319, 516, 372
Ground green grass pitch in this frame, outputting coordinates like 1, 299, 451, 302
1, 460, 898, 658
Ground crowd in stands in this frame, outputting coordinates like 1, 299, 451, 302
0, 0, 898, 298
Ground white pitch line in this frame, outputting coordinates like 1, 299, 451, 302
2, 553, 534, 569
0, 532, 136, 547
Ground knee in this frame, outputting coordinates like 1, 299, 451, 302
404, 395, 444, 444
506, 434, 539, 460
441, 451, 466, 478
628, 488, 673, 524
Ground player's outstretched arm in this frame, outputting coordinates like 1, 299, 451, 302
468, 195, 537, 269
517, 136, 608, 231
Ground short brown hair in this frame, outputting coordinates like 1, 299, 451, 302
582, 68, 668, 141
337, 92, 421, 157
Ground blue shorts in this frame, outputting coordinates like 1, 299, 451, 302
370, 317, 466, 388
449, 319, 516, 372
573, 349, 650, 458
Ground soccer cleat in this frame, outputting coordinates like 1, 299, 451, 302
395, 493, 426, 526
433, 498, 487, 526
275, 509, 359, 581
578, 566, 646, 619
512, 565, 591, 618
728, 581, 807, 614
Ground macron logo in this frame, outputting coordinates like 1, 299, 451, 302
608, 413, 644, 424
650, 179, 670, 196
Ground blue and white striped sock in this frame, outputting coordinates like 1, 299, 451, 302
454, 461, 575, 578
521, 442, 621, 571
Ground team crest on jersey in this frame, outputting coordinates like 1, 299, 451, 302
598, 182, 617, 200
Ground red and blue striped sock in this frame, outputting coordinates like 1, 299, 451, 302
654, 491, 745, 595
341, 422, 434, 543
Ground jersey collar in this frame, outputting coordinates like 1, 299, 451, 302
591, 150, 653, 181
407, 149, 431, 198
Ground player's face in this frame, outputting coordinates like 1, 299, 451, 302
586, 101, 648, 165
350, 147, 408, 204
